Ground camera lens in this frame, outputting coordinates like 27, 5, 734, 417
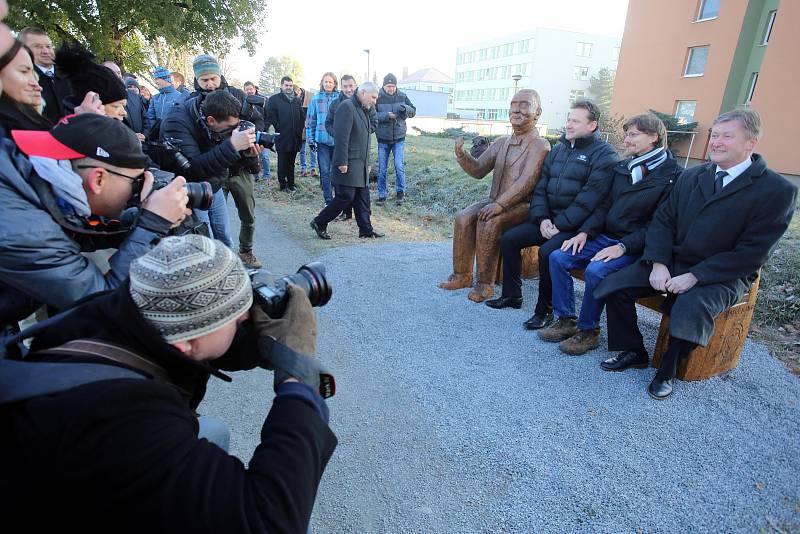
280, 262, 332, 308
184, 182, 213, 210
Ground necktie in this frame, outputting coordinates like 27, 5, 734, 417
714, 170, 728, 194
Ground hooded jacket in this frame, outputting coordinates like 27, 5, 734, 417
374, 87, 416, 143
145, 84, 185, 134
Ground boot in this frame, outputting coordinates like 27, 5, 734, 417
468, 282, 494, 302
239, 251, 262, 269
438, 273, 472, 290
537, 316, 579, 342
559, 328, 601, 355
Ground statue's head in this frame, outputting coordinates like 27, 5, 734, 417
509, 89, 542, 133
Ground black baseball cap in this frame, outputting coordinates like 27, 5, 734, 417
12, 114, 149, 169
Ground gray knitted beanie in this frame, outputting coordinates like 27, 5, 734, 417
129, 235, 252, 343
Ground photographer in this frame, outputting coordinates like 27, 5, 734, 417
0, 114, 190, 329
0, 234, 337, 533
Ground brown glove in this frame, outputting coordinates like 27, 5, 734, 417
249, 284, 317, 357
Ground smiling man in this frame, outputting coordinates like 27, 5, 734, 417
596, 108, 797, 400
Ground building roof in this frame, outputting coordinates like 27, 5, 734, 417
398, 67, 454, 85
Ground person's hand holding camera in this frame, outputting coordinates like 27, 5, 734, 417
231, 126, 256, 151
142, 174, 192, 227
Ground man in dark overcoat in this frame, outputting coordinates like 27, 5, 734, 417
266, 75, 305, 191
595, 109, 797, 400
311, 82, 384, 239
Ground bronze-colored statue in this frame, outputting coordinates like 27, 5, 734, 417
439, 89, 550, 302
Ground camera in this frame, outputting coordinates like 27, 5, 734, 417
149, 173, 214, 211
239, 120, 279, 150
144, 137, 192, 176
396, 105, 407, 119
249, 262, 332, 319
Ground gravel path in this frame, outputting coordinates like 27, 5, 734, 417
202, 198, 800, 533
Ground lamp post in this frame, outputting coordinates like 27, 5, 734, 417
512, 74, 522, 92
363, 49, 370, 83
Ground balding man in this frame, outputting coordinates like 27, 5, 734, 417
440, 89, 551, 303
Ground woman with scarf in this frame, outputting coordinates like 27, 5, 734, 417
0, 39, 52, 134
539, 112, 681, 356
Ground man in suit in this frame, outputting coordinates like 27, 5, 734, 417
596, 108, 797, 400
310, 82, 384, 240
19, 27, 71, 122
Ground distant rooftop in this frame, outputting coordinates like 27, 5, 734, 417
398, 67, 454, 85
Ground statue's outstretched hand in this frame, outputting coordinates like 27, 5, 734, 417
454, 136, 466, 157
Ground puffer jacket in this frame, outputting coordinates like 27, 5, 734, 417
145, 85, 185, 134
529, 132, 618, 231
374, 88, 416, 143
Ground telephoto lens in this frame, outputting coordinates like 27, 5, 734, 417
250, 262, 332, 318
184, 182, 213, 211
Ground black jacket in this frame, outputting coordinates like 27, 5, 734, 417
34, 65, 71, 123
580, 152, 681, 255
124, 89, 147, 134
331, 95, 371, 187
529, 132, 619, 231
267, 92, 305, 153
325, 92, 377, 137
0, 285, 337, 533
375, 88, 416, 143
160, 95, 241, 192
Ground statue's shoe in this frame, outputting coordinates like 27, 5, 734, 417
468, 283, 494, 302
438, 273, 472, 290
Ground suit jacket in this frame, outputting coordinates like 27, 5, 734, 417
331, 96, 371, 188
34, 65, 71, 123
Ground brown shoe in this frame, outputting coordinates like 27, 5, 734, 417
439, 273, 472, 290
537, 316, 578, 342
239, 251, 262, 269
468, 282, 494, 302
559, 328, 601, 355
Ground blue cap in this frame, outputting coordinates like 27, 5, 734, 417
152, 66, 172, 81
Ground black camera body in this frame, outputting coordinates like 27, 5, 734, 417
239, 120, 279, 150
144, 137, 191, 175
249, 262, 332, 319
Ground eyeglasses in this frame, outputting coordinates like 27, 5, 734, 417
76, 165, 146, 195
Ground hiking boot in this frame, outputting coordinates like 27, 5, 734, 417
239, 251, 262, 269
376, 197, 386, 206
537, 316, 578, 342
559, 328, 601, 356
395, 191, 405, 206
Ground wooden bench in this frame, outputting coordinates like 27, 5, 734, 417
502, 245, 759, 381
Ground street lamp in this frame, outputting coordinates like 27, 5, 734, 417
363, 49, 370, 83
512, 74, 522, 92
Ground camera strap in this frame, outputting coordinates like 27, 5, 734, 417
257, 336, 336, 399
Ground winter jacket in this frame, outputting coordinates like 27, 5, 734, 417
325, 92, 377, 136
375, 88, 416, 143
331, 95, 372, 187
124, 89, 146, 134
160, 96, 242, 192
34, 65, 71, 123
306, 90, 340, 146
529, 132, 618, 231
0, 284, 337, 533
267, 92, 305, 153
145, 85, 185, 134
580, 152, 681, 255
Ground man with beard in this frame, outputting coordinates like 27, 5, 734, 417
439, 89, 550, 303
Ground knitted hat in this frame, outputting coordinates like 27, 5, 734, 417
56, 42, 128, 105
129, 235, 253, 343
124, 77, 140, 89
383, 73, 397, 86
152, 66, 172, 81
193, 54, 221, 78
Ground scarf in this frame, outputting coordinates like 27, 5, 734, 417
0, 96, 53, 133
28, 156, 92, 217
627, 146, 667, 184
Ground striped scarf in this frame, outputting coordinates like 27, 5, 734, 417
627, 146, 667, 184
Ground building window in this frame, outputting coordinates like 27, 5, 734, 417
569, 90, 585, 104
762, 10, 777, 45
746, 72, 759, 104
573, 66, 589, 80
696, 0, 720, 21
486, 109, 499, 120
576, 42, 593, 57
675, 100, 697, 123
684, 46, 709, 76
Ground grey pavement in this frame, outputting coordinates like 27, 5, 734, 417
201, 197, 800, 533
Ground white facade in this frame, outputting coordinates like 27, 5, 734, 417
454, 28, 620, 132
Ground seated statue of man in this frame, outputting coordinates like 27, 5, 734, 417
439, 89, 550, 302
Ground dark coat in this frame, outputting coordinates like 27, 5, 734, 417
34, 65, 71, 123
580, 152, 681, 255
160, 96, 241, 192
124, 89, 146, 134
331, 95, 371, 188
188, 76, 265, 131
529, 132, 619, 231
0, 285, 337, 533
266, 92, 304, 153
375, 88, 416, 143
596, 154, 797, 345
325, 92, 377, 137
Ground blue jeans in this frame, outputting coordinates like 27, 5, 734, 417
259, 148, 271, 178
316, 144, 334, 204
378, 140, 406, 199
194, 188, 233, 248
549, 234, 637, 330
198, 416, 230, 452
299, 141, 317, 171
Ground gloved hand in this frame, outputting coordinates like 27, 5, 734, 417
250, 284, 317, 357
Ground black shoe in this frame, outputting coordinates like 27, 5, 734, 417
648, 376, 674, 400
376, 197, 386, 206
395, 191, 405, 206
522, 312, 554, 329
359, 230, 384, 238
600, 351, 649, 372
288, 186, 297, 193
485, 297, 523, 309
310, 220, 331, 240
